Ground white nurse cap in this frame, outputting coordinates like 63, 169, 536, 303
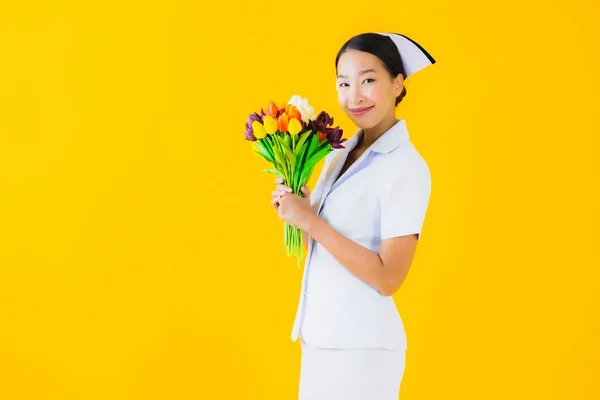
375, 32, 436, 78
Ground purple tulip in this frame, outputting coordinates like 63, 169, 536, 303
307, 111, 346, 148
327, 127, 347, 148
299, 119, 310, 134
244, 112, 263, 141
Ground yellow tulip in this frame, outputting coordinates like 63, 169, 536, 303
263, 115, 278, 135
252, 121, 267, 139
288, 118, 302, 135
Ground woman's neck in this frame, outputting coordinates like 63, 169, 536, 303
359, 114, 399, 150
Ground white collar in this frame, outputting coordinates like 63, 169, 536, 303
344, 119, 410, 155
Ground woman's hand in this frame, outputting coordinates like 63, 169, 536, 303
270, 177, 314, 230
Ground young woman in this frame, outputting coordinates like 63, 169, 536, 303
271, 32, 436, 400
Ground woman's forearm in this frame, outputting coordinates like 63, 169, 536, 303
301, 208, 316, 251
302, 214, 386, 294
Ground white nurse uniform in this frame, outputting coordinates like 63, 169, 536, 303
292, 119, 432, 400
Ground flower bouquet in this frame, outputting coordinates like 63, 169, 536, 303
244, 95, 346, 267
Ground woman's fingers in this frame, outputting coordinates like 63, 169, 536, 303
271, 195, 281, 210
272, 189, 288, 197
272, 178, 291, 210
274, 177, 292, 188
272, 185, 292, 198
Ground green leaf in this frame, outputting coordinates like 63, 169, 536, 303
262, 137, 276, 161
262, 169, 285, 179
293, 136, 311, 188
281, 134, 297, 178
298, 142, 332, 183
258, 137, 276, 163
274, 149, 288, 175
254, 142, 274, 163
283, 133, 291, 149
281, 146, 297, 189
293, 131, 312, 157
291, 133, 297, 152
271, 140, 288, 176
304, 145, 332, 173
316, 138, 329, 151
281, 145, 296, 166
254, 149, 272, 164
306, 133, 318, 160
300, 165, 314, 183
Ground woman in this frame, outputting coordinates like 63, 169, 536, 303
271, 32, 436, 400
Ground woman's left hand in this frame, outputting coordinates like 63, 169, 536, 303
277, 186, 315, 230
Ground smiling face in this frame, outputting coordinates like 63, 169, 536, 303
336, 49, 404, 130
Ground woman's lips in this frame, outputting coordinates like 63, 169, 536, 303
349, 106, 374, 116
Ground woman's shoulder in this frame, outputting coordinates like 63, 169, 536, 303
377, 141, 431, 192
387, 139, 429, 171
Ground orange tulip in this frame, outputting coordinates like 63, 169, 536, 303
318, 132, 327, 141
265, 101, 280, 117
278, 113, 289, 132
285, 104, 302, 121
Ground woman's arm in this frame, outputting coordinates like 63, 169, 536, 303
302, 230, 309, 251
302, 215, 418, 296
289, 161, 429, 294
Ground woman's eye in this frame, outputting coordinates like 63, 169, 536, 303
338, 83, 349, 87
364, 78, 375, 84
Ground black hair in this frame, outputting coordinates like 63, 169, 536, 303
335, 33, 407, 106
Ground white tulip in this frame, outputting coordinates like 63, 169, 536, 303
288, 95, 315, 123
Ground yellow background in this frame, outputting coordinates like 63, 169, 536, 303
1, 0, 599, 399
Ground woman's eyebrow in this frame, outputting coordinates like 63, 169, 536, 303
337, 68, 377, 79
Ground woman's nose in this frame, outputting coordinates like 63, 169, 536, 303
348, 88, 363, 105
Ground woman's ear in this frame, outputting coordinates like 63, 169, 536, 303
394, 74, 404, 97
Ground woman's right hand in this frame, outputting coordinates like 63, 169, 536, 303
270, 177, 311, 211
272, 177, 312, 249
270, 177, 293, 211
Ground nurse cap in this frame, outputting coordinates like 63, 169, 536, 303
375, 32, 436, 78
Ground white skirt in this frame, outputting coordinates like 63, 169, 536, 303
298, 339, 406, 400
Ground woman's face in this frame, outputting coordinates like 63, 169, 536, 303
336, 49, 403, 130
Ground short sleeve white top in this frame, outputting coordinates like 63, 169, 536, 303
290, 119, 432, 350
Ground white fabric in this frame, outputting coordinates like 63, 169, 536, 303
298, 339, 406, 400
375, 32, 435, 78
291, 119, 432, 350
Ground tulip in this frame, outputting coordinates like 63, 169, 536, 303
252, 121, 267, 139
311, 111, 334, 128
243, 97, 347, 269
288, 95, 315, 122
326, 126, 347, 148
263, 115, 278, 135
299, 119, 310, 134
288, 118, 302, 135
285, 104, 302, 122
278, 113, 289, 133
265, 101, 280, 117
244, 112, 263, 141
308, 111, 346, 148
